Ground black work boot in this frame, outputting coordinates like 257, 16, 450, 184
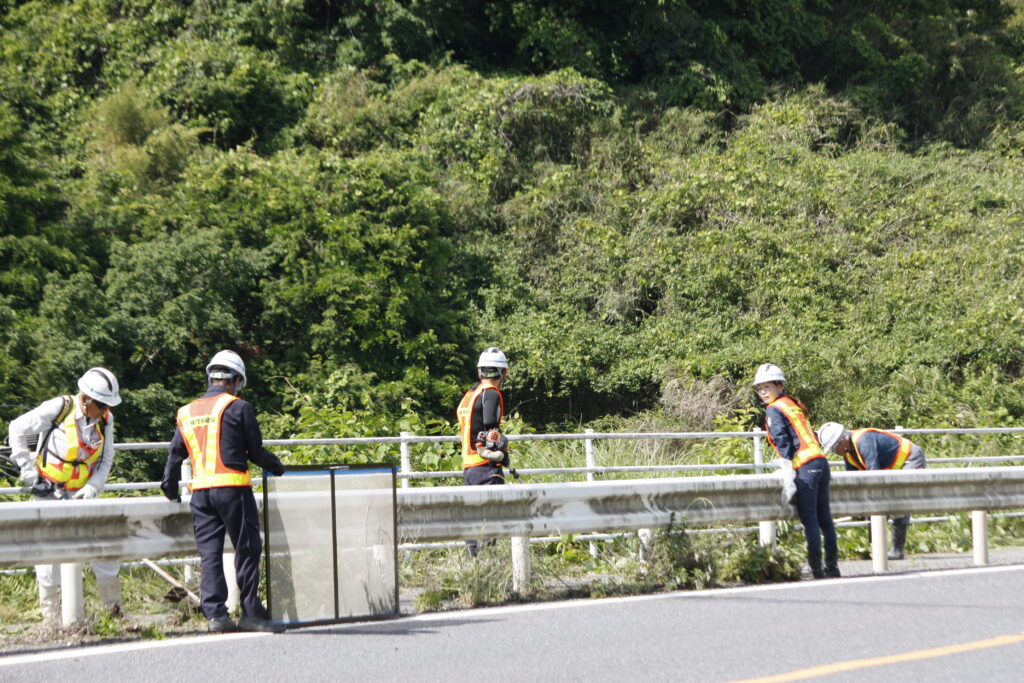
888, 516, 909, 560
808, 551, 825, 579
208, 615, 237, 633
825, 551, 841, 578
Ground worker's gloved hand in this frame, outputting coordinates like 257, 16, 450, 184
19, 463, 39, 487
160, 482, 182, 503
71, 483, 99, 499
268, 462, 286, 477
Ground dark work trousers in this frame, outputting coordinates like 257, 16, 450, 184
793, 458, 838, 570
463, 461, 505, 486
191, 486, 269, 620
463, 462, 505, 556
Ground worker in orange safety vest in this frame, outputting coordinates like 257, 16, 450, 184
818, 422, 926, 560
161, 350, 285, 633
457, 346, 510, 555
755, 363, 839, 579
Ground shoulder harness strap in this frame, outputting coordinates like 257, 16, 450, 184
39, 395, 73, 468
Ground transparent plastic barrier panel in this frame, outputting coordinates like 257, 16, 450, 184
264, 465, 397, 627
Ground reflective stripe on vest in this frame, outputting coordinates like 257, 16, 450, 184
457, 383, 504, 469
36, 404, 107, 491
848, 428, 913, 471
765, 395, 825, 469
177, 393, 250, 489
842, 440, 867, 471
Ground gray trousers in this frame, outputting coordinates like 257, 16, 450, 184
892, 445, 926, 537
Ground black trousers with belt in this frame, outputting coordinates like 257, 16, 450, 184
191, 486, 269, 620
463, 462, 505, 555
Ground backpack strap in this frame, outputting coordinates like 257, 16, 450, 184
39, 395, 73, 468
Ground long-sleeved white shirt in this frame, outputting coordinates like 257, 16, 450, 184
8, 394, 116, 491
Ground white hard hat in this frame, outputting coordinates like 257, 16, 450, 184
753, 363, 785, 385
477, 347, 509, 369
818, 422, 846, 453
78, 367, 122, 407
206, 350, 247, 389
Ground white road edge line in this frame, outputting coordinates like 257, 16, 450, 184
3, 563, 1021, 666
0, 631, 267, 666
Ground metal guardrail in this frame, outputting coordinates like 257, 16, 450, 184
398, 467, 1024, 541
3, 468, 1024, 568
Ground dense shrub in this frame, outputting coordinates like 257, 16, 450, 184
2, 1, 1024, 470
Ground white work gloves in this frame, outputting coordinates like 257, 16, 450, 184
13, 452, 39, 487
20, 468, 39, 487
71, 483, 99, 499
774, 458, 796, 506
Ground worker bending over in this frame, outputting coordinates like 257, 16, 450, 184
818, 422, 926, 560
7, 368, 124, 626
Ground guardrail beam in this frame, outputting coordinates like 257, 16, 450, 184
2, 469, 1023, 569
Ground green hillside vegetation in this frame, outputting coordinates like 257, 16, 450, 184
3, 1, 1024, 482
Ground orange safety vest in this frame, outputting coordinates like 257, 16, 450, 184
36, 399, 108, 491
765, 395, 826, 469
457, 382, 504, 469
844, 428, 913, 471
177, 393, 251, 490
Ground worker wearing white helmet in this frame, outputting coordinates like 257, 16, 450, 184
161, 350, 286, 633
754, 363, 839, 579
456, 347, 511, 555
6, 367, 124, 626
818, 421, 926, 560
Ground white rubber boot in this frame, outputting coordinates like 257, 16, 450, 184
38, 583, 60, 629
93, 561, 122, 615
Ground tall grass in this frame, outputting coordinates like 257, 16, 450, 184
403, 523, 803, 613
0, 565, 202, 645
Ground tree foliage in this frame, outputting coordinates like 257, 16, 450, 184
2, 1, 1024, 481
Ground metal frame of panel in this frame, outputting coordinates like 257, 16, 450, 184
263, 464, 398, 629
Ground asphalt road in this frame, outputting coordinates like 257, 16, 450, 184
3, 564, 1023, 683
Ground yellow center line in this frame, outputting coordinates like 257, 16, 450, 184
727, 631, 1024, 683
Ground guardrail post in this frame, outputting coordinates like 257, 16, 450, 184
511, 536, 531, 594
400, 431, 412, 490
585, 428, 599, 559
60, 563, 84, 627
400, 431, 415, 561
753, 428, 776, 547
871, 515, 888, 573
972, 510, 989, 566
